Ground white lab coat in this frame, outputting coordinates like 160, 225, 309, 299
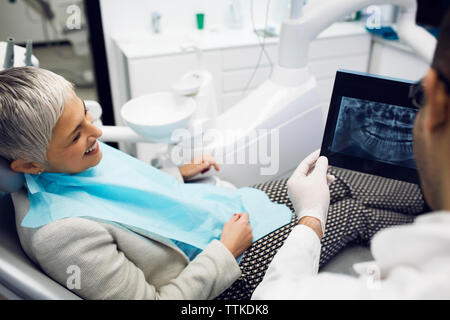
252, 211, 450, 299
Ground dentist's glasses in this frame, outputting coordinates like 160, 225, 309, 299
409, 69, 450, 109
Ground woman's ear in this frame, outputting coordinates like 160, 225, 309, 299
10, 159, 44, 175
423, 69, 449, 132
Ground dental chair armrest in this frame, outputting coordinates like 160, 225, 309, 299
0, 192, 81, 300
0, 246, 81, 300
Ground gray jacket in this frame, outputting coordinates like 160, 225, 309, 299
13, 167, 241, 300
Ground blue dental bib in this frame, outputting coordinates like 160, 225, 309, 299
22, 142, 292, 253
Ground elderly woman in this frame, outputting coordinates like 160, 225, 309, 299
0, 67, 427, 300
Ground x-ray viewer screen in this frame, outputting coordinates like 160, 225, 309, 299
329, 96, 418, 169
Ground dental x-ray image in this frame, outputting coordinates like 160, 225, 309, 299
329, 96, 418, 169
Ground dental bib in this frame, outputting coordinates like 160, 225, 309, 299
22, 142, 292, 254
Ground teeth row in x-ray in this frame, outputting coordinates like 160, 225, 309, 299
336, 97, 418, 163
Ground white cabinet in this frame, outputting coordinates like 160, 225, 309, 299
369, 38, 429, 81
127, 51, 223, 104
122, 27, 371, 114
222, 65, 273, 92
222, 44, 278, 70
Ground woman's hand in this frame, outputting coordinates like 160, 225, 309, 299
220, 213, 253, 258
179, 154, 220, 181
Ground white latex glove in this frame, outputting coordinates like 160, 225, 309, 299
286, 150, 335, 235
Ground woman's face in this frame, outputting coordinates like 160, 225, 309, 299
44, 91, 103, 173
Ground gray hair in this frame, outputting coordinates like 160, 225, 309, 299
0, 67, 73, 164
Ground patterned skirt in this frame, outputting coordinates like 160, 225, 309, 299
215, 167, 427, 300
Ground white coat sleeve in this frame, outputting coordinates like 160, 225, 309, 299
252, 224, 322, 299
251, 223, 450, 300
252, 224, 378, 300
252, 216, 450, 300
252, 224, 375, 299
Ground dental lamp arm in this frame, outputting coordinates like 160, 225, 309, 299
279, 0, 436, 69
396, 4, 435, 63
23, 0, 54, 20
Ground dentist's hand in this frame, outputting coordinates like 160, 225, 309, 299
179, 154, 220, 181
286, 150, 335, 238
220, 213, 253, 258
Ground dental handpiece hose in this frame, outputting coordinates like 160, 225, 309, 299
3, 38, 15, 69
24, 40, 33, 66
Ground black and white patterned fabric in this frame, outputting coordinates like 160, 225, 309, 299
216, 167, 427, 300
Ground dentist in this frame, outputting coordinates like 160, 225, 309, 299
253, 9, 450, 299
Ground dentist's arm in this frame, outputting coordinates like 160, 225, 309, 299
252, 151, 334, 299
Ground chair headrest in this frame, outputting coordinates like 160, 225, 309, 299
0, 156, 25, 193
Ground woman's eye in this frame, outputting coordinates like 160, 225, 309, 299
73, 133, 80, 142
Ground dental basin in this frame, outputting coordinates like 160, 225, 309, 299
120, 92, 196, 143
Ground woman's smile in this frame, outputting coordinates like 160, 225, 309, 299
84, 140, 99, 157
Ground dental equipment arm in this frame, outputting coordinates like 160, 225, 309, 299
84, 100, 148, 143
279, 0, 436, 70
23, 0, 54, 21
3, 38, 14, 69
24, 40, 33, 66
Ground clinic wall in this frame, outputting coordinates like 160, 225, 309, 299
0, 0, 82, 43
0, 0, 65, 43
100, 0, 280, 35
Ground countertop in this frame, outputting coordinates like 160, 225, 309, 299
113, 21, 369, 60
371, 34, 415, 53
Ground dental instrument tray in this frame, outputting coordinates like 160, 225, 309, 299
320, 70, 420, 184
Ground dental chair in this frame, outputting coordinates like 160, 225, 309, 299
0, 158, 81, 300
0, 154, 374, 300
